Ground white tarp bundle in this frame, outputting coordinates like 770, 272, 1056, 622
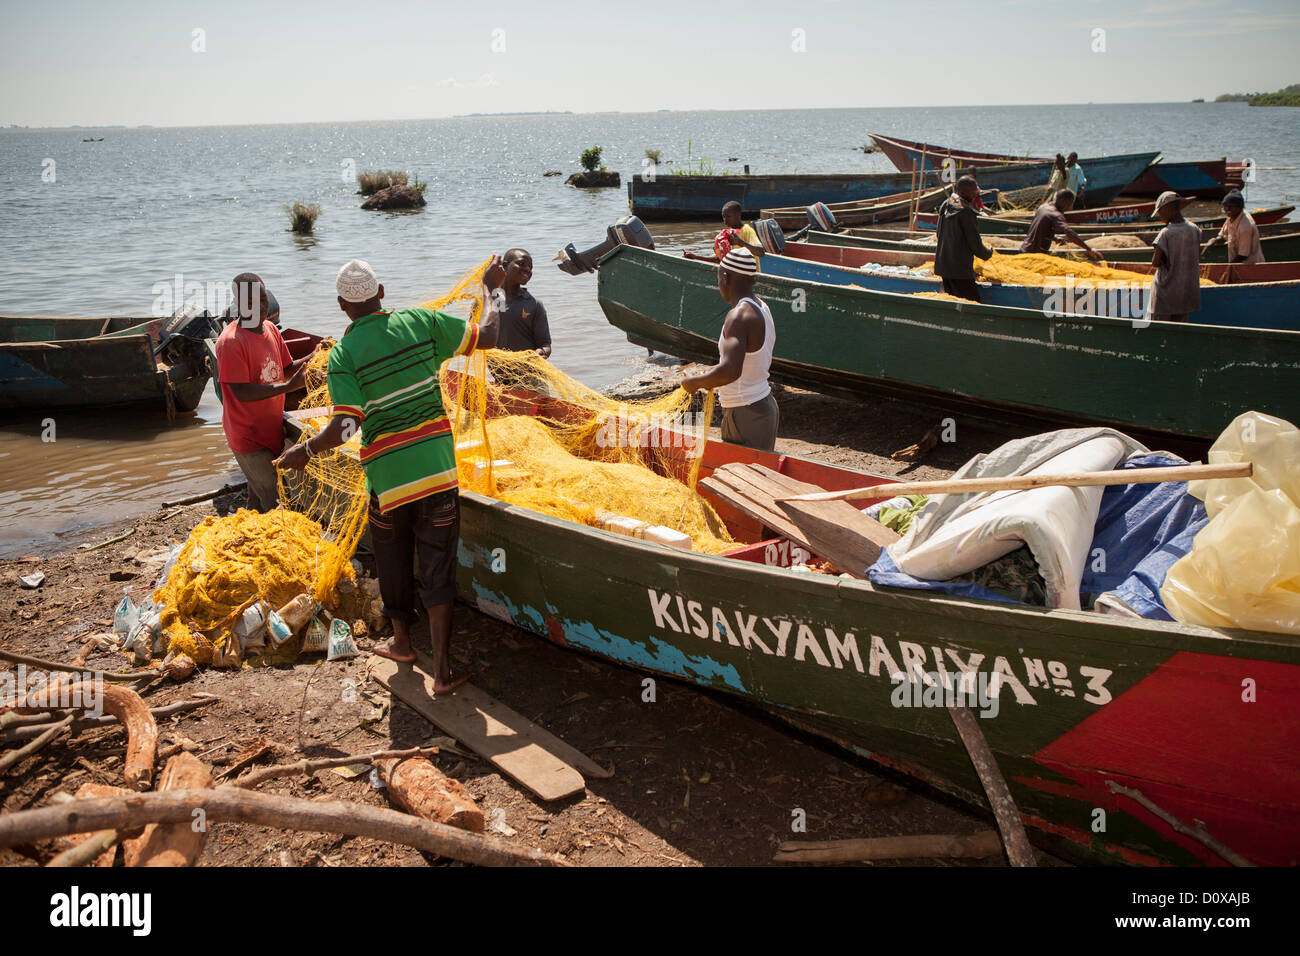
889, 428, 1150, 609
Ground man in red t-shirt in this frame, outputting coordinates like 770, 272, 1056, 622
215, 274, 308, 511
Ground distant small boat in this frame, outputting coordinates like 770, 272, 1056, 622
1192, 98, 1206, 103
0, 308, 218, 415
868, 133, 1244, 200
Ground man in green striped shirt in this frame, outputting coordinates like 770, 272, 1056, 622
278, 258, 505, 690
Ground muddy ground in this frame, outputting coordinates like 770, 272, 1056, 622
1, 384, 1067, 867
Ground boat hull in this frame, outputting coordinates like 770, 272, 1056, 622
760, 250, 1300, 332
0, 315, 216, 414
806, 228, 1300, 264
869, 133, 1241, 199
628, 153, 1160, 220
449, 464, 1300, 867
595, 246, 1300, 440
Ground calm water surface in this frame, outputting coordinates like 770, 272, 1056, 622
1, 103, 1297, 555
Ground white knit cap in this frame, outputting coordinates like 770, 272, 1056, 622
336, 259, 379, 302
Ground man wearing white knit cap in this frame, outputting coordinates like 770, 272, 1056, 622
278, 256, 507, 690
681, 248, 779, 451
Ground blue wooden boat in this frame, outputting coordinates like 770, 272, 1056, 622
627, 152, 1160, 221
760, 243, 1300, 332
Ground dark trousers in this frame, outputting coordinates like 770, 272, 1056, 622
941, 277, 982, 302
368, 489, 461, 621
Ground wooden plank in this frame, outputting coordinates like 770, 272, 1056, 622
706, 464, 901, 576
734, 464, 901, 573
368, 655, 587, 802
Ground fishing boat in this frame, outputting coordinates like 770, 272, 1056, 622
868, 133, 1245, 200
804, 227, 1300, 264
284, 382, 1300, 867
910, 204, 1295, 236
758, 243, 1300, 332
595, 245, 1300, 440
759, 187, 953, 231
627, 153, 1160, 220
0, 308, 218, 415
783, 238, 1300, 285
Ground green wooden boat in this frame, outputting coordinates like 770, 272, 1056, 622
805, 228, 1300, 263
0, 310, 218, 414
594, 246, 1300, 441
284, 392, 1300, 867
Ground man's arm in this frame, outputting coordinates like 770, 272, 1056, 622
681, 308, 753, 393
962, 210, 993, 260
532, 301, 552, 359
275, 413, 361, 471
225, 364, 306, 402
475, 258, 507, 350
1061, 225, 1101, 260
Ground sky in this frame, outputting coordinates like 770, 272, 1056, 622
1, 0, 1298, 127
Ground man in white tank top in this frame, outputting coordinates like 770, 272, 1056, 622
681, 248, 779, 451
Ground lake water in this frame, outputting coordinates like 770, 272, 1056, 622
1, 102, 1297, 555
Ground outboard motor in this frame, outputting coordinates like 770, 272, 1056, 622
556, 215, 655, 275
752, 218, 786, 255
806, 201, 839, 233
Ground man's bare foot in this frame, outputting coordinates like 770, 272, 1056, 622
432, 671, 471, 694
372, 638, 417, 664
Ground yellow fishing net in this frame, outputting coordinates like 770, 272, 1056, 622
149, 258, 732, 667
286, 256, 733, 559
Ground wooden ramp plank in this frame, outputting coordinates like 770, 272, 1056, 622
368, 655, 588, 801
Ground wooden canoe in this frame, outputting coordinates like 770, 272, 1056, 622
759, 187, 951, 230
626, 153, 1160, 220
805, 227, 1300, 264
869, 133, 1244, 199
782, 239, 1300, 285
285, 380, 1300, 867
0, 311, 218, 414
760, 245, 1300, 332
911, 205, 1295, 236
596, 245, 1300, 439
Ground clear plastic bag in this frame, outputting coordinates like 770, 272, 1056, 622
1161, 412, 1300, 633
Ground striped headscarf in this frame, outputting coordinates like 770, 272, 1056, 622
720, 247, 757, 276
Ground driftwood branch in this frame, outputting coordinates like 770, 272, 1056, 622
0, 789, 568, 867
48, 830, 120, 868
232, 746, 440, 789
162, 480, 246, 509
775, 830, 1004, 864
2, 695, 218, 743
947, 705, 1036, 867
16, 680, 157, 790
0, 648, 158, 683
1106, 780, 1254, 867
0, 714, 75, 774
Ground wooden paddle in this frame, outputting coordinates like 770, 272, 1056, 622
780, 461, 1252, 504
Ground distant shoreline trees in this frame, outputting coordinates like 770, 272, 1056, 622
1215, 83, 1300, 107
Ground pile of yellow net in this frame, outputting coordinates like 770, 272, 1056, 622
921, 252, 1218, 288
152, 509, 352, 664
